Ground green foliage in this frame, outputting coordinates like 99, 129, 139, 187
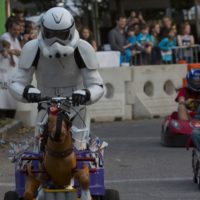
0, 0, 5, 34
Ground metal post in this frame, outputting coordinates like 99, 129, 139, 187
91, 1, 97, 45
91, 0, 101, 48
94, 0, 101, 47
194, 0, 200, 41
5, 0, 11, 18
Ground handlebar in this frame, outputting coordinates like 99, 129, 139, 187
37, 96, 72, 104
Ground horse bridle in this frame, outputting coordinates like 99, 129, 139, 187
46, 110, 73, 158
49, 111, 72, 142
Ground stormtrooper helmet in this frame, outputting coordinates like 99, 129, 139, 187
39, 7, 79, 58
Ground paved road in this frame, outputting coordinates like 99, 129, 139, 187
0, 119, 199, 200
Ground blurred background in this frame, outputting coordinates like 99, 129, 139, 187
1, 0, 200, 47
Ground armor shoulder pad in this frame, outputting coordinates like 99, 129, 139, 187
19, 39, 40, 69
74, 39, 99, 70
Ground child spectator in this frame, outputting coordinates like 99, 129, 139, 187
20, 21, 38, 47
177, 22, 195, 63
80, 26, 97, 51
149, 21, 162, 64
136, 23, 153, 64
159, 28, 177, 64
0, 40, 15, 66
123, 26, 137, 64
160, 16, 172, 39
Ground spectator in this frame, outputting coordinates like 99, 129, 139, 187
18, 19, 26, 47
177, 22, 195, 63
160, 16, 172, 39
123, 26, 137, 64
127, 11, 145, 28
149, 21, 162, 64
149, 21, 161, 46
0, 40, 15, 66
108, 14, 128, 64
12, 7, 25, 21
0, 18, 21, 118
136, 23, 153, 65
133, 23, 141, 36
159, 28, 177, 64
80, 26, 97, 51
1, 18, 21, 67
20, 20, 38, 47
137, 11, 146, 25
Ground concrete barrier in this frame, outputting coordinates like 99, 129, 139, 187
15, 64, 188, 125
127, 64, 187, 118
88, 66, 132, 121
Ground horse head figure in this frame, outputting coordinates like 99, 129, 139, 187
24, 98, 91, 200
42, 105, 76, 187
46, 105, 73, 149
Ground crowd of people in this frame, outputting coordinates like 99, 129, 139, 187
108, 11, 197, 65
0, 8, 38, 118
0, 7, 198, 118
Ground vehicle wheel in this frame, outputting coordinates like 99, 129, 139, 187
161, 129, 190, 147
4, 191, 19, 200
102, 189, 120, 200
197, 165, 200, 189
198, 177, 200, 190
193, 176, 198, 184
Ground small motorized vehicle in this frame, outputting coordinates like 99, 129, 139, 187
4, 96, 120, 200
161, 111, 194, 147
161, 99, 200, 147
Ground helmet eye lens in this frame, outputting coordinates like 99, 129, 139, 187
43, 26, 70, 40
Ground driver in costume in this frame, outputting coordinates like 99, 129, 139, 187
9, 7, 104, 152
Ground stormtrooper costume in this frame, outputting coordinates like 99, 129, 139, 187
9, 7, 104, 152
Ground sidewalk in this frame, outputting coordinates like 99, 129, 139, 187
0, 119, 23, 144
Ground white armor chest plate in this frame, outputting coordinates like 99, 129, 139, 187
35, 53, 83, 97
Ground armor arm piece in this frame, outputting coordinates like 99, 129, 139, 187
75, 39, 99, 70
81, 68, 104, 104
9, 39, 38, 101
9, 65, 35, 102
18, 39, 39, 69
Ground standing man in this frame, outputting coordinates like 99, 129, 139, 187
0, 18, 21, 118
108, 14, 128, 64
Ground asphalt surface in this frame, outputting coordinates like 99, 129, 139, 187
0, 119, 199, 200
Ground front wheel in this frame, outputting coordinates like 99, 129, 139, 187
4, 191, 19, 200
102, 189, 120, 200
